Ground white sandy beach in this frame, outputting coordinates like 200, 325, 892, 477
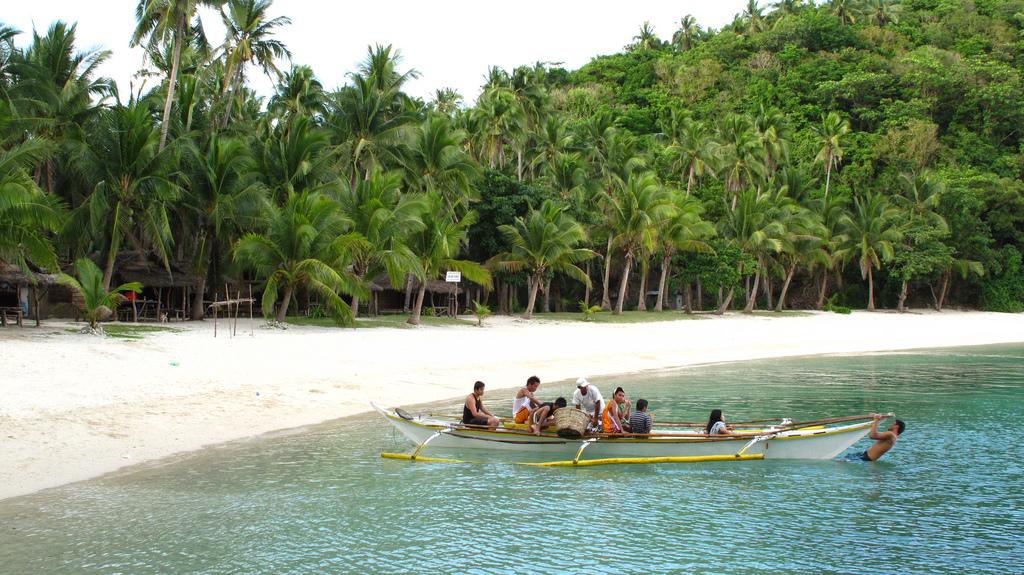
1, 309, 1021, 501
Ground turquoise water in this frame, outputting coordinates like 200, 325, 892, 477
2, 345, 1023, 574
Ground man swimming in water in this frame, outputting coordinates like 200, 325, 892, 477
861, 413, 905, 461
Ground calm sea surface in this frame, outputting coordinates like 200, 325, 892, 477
2, 344, 1023, 574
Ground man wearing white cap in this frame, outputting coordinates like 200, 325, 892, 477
572, 377, 604, 432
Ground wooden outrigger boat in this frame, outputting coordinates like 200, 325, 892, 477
373, 402, 885, 466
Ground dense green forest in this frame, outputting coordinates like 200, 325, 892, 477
2, 0, 1023, 325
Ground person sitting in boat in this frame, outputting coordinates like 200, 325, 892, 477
617, 392, 633, 431
601, 388, 627, 434
629, 398, 653, 435
573, 377, 604, 432
512, 375, 541, 424
706, 409, 732, 435
528, 397, 567, 436
463, 381, 500, 429
860, 413, 905, 461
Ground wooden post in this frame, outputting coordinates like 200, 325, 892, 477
32, 285, 40, 327
156, 287, 162, 322
233, 289, 240, 336
213, 291, 218, 337
249, 283, 255, 337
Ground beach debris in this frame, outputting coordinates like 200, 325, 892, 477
169, 361, 179, 367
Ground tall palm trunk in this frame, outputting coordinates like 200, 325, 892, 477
867, 267, 876, 311
743, 266, 761, 313
775, 263, 797, 312
524, 273, 541, 319
192, 276, 206, 320
636, 259, 648, 311
403, 273, 414, 311
601, 237, 613, 310
696, 279, 703, 310
816, 271, 829, 309
715, 287, 735, 315
763, 274, 774, 310
542, 278, 551, 313
897, 279, 909, 312
275, 283, 294, 322
935, 272, 950, 311
408, 283, 427, 325
159, 13, 186, 151
583, 261, 591, 307
823, 156, 833, 200
686, 163, 695, 197
654, 254, 671, 311
614, 252, 634, 315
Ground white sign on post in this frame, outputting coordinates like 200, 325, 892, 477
445, 271, 462, 283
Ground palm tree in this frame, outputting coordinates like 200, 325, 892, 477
0, 137, 63, 273
838, 192, 903, 311
429, 88, 463, 116
218, 0, 291, 126
772, 0, 804, 17
716, 114, 767, 208
654, 193, 715, 311
812, 112, 850, 201
407, 194, 491, 325
257, 113, 333, 203
604, 172, 674, 314
829, 0, 859, 25
672, 15, 700, 52
489, 200, 595, 319
233, 191, 363, 324
332, 169, 425, 318
472, 86, 524, 170
59, 258, 142, 331
183, 134, 266, 319
67, 98, 178, 290
894, 172, 948, 311
327, 73, 416, 182
132, 0, 225, 150
401, 115, 479, 218
863, 0, 901, 27
10, 22, 111, 196
669, 116, 714, 196
743, 0, 767, 34
268, 65, 324, 119
720, 189, 785, 313
631, 22, 660, 51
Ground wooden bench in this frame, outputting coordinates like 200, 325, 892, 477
1, 307, 24, 327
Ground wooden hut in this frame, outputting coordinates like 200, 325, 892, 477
371, 276, 463, 315
110, 252, 199, 321
0, 262, 60, 326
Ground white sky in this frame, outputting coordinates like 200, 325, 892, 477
7, 1, 748, 103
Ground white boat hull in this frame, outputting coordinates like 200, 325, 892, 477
373, 403, 871, 461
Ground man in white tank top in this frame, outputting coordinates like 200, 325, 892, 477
512, 376, 541, 424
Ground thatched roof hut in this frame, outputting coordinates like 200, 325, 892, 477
0, 262, 59, 286
110, 252, 199, 287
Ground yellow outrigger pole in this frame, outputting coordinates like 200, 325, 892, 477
381, 432, 768, 467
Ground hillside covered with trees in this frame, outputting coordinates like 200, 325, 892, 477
2, 0, 1023, 325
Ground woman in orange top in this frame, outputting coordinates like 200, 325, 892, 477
602, 387, 626, 433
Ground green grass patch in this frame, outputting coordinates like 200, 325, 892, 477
287, 314, 474, 329
746, 311, 815, 318
102, 324, 182, 339
533, 310, 706, 323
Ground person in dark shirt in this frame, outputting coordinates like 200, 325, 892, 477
629, 398, 653, 435
462, 381, 500, 429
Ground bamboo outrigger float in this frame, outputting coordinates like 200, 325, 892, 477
374, 403, 885, 466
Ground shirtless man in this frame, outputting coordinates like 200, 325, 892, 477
512, 376, 541, 424
861, 413, 905, 461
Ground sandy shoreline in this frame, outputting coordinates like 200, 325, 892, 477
1, 309, 1021, 501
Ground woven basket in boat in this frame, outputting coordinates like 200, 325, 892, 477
554, 408, 590, 438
